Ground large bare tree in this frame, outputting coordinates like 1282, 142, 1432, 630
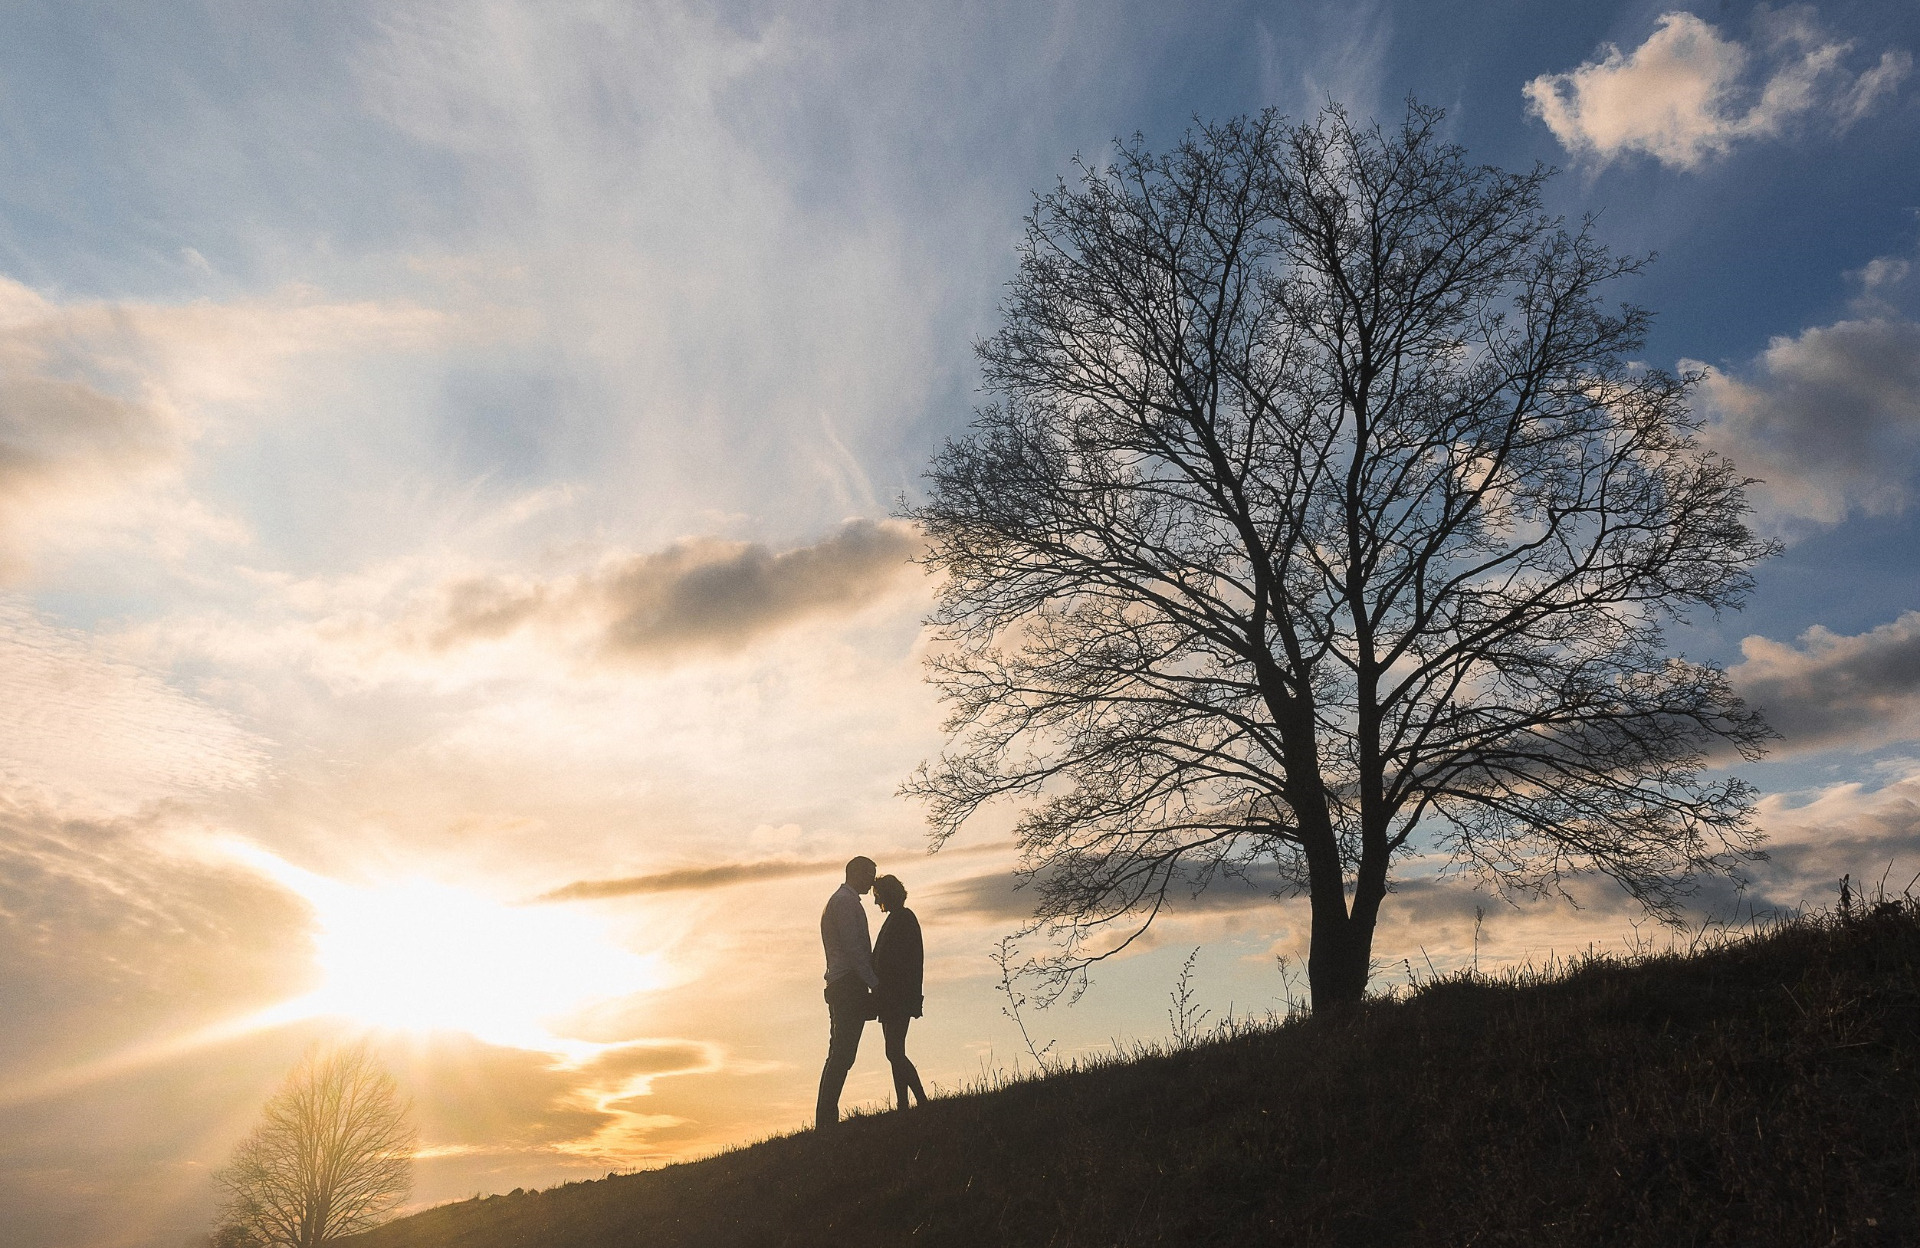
905, 104, 1774, 1009
213, 1045, 416, 1247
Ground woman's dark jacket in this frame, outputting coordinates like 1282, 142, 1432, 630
872, 907, 924, 1019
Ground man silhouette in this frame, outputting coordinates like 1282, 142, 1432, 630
816, 855, 879, 1130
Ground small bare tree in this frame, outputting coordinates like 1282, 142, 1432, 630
905, 103, 1774, 1010
214, 1045, 416, 1248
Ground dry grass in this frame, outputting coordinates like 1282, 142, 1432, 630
340, 901, 1920, 1247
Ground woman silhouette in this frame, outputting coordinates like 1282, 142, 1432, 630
870, 874, 928, 1110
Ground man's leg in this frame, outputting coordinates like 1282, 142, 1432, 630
815, 980, 865, 1129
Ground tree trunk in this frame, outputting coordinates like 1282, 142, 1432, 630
1306, 903, 1376, 1008
1291, 766, 1381, 1009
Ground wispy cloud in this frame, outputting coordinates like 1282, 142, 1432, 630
538, 858, 844, 902
0, 603, 267, 815
1525, 10, 1909, 169
129, 517, 929, 709
540, 840, 1021, 904
576, 1038, 721, 1084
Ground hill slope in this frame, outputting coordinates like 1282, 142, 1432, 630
345, 906, 1920, 1247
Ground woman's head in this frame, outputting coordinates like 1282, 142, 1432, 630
872, 874, 907, 911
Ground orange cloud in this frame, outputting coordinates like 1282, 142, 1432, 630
1525, 11, 1909, 170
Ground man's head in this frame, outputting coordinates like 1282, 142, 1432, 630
844, 856, 877, 894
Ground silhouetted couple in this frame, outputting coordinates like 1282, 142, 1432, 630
816, 855, 927, 1129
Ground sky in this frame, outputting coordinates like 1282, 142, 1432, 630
2, 2, 1918, 1244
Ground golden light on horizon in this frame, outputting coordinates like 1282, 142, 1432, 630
228, 844, 671, 1053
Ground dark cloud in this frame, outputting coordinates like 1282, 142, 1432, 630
922, 870, 1029, 923
428, 518, 924, 661
596, 518, 923, 656
1379, 874, 1514, 925
435, 575, 549, 644
537, 858, 844, 902
1731, 611, 1920, 751
928, 855, 1702, 952
1385, 782, 1920, 935
1696, 316, 1920, 524
0, 374, 166, 493
1753, 824, 1920, 907
928, 861, 1284, 926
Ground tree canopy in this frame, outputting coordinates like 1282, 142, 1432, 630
905, 103, 1774, 1007
214, 1044, 415, 1247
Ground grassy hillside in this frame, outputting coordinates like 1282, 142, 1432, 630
344, 904, 1920, 1247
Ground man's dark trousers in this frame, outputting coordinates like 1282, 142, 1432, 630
816, 973, 870, 1129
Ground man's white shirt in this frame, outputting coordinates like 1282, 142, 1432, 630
821, 882, 878, 988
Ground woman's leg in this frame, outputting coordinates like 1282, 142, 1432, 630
881, 1015, 927, 1108
904, 1023, 927, 1106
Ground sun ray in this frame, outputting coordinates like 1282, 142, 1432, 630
215, 841, 672, 1052
2, 841, 681, 1110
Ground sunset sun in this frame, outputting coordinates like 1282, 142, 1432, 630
234, 848, 669, 1052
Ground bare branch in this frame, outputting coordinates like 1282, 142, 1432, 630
213, 1045, 415, 1248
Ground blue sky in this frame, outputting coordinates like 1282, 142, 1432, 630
2, 4, 1918, 1245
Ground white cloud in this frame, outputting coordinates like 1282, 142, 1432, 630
1849, 253, 1916, 317
131, 518, 929, 700
1746, 761, 1920, 904
0, 276, 453, 579
102, 514, 945, 892
0, 603, 268, 816
0, 282, 189, 578
1524, 10, 1910, 169
1731, 612, 1920, 753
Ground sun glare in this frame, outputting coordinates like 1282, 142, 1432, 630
229, 845, 668, 1052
